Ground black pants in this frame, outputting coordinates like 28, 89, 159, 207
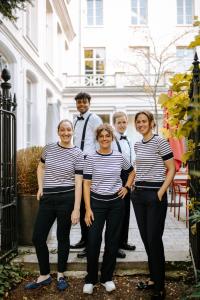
85, 197, 124, 284
131, 188, 167, 291
80, 194, 88, 242
119, 190, 130, 246
32, 191, 74, 275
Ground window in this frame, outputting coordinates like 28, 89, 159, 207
26, 79, 32, 147
87, 0, 103, 26
177, 0, 193, 24
26, 2, 38, 46
84, 48, 105, 86
0, 54, 8, 73
131, 0, 148, 25
46, 0, 53, 68
176, 47, 194, 72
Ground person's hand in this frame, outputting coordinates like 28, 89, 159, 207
71, 209, 80, 225
37, 189, 43, 201
85, 209, 94, 226
118, 187, 128, 199
157, 190, 164, 201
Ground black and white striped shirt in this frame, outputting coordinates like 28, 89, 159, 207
83, 150, 133, 200
134, 135, 173, 189
41, 143, 84, 194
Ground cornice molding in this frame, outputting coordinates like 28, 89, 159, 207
52, 0, 75, 42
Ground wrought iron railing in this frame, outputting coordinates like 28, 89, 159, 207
188, 52, 200, 274
63, 72, 172, 88
0, 67, 17, 263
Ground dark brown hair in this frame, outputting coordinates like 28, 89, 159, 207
96, 123, 114, 141
134, 111, 156, 128
57, 119, 73, 131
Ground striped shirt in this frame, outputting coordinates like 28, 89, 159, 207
41, 143, 84, 194
83, 150, 133, 200
73, 110, 102, 155
134, 134, 173, 189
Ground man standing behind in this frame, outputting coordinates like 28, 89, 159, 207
70, 92, 102, 258
112, 112, 136, 259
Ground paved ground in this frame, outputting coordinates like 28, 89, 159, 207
15, 192, 190, 273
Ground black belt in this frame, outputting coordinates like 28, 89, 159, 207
134, 186, 159, 191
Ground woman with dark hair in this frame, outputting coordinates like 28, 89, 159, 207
132, 111, 175, 300
82, 123, 135, 295
25, 119, 84, 291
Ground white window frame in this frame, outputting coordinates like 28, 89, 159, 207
84, 48, 105, 86
177, 0, 193, 25
86, 0, 103, 26
176, 47, 194, 72
131, 0, 148, 25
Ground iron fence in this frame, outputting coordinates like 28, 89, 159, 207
0, 67, 17, 263
188, 52, 200, 273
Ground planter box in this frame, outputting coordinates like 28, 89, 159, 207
18, 195, 39, 246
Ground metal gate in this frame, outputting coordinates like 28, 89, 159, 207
0, 67, 17, 263
188, 52, 200, 274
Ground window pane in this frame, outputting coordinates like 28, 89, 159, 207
84, 49, 93, 58
96, 60, 104, 73
95, 48, 105, 59
87, 0, 94, 25
96, 0, 103, 25
85, 61, 93, 74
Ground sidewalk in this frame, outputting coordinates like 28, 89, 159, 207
15, 200, 190, 274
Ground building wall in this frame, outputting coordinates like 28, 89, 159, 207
63, 0, 200, 142
0, 0, 75, 149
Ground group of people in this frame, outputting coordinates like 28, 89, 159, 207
25, 92, 175, 300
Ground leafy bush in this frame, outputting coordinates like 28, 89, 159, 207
0, 263, 29, 297
17, 146, 43, 194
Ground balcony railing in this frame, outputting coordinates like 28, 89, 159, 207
63, 72, 172, 88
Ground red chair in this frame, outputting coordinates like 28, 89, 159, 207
172, 179, 189, 227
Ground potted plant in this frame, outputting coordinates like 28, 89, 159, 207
17, 146, 43, 245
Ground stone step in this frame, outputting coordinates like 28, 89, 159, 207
13, 247, 191, 277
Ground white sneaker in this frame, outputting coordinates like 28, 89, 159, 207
101, 281, 116, 292
83, 283, 94, 294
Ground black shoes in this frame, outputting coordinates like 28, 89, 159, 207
151, 289, 166, 299
137, 281, 155, 290
117, 249, 126, 258
70, 239, 86, 249
77, 248, 87, 258
121, 243, 136, 251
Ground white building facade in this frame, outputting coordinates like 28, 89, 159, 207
63, 0, 200, 144
0, 0, 75, 148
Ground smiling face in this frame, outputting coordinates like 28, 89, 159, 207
114, 116, 128, 134
98, 129, 113, 151
135, 113, 153, 137
58, 121, 73, 146
76, 98, 90, 115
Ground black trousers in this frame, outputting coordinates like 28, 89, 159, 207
131, 188, 167, 291
80, 194, 88, 242
119, 190, 130, 246
32, 191, 74, 275
85, 197, 124, 284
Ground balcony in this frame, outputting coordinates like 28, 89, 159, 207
63, 72, 172, 89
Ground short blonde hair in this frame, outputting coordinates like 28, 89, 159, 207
96, 123, 114, 140
112, 111, 128, 124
